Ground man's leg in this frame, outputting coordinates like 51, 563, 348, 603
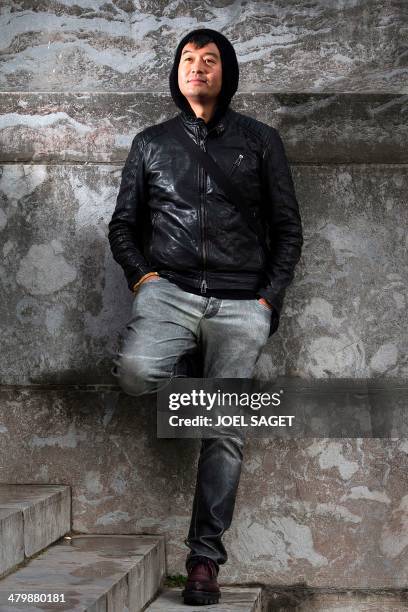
111, 277, 203, 396
184, 297, 271, 571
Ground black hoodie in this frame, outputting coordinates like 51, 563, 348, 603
169, 28, 239, 129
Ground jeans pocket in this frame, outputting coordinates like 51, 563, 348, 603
135, 276, 162, 294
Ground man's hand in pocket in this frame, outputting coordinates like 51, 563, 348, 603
257, 297, 273, 310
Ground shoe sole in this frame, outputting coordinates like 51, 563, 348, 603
182, 589, 220, 605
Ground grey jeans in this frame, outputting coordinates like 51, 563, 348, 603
111, 275, 271, 569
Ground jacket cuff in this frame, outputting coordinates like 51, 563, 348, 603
127, 265, 156, 292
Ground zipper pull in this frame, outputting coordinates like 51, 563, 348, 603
201, 279, 207, 294
230, 154, 244, 173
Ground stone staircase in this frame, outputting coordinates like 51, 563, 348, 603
0, 485, 70, 578
0, 484, 262, 611
1, 485, 407, 610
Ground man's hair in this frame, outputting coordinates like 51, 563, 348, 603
183, 33, 215, 49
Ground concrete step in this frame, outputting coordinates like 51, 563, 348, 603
145, 586, 262, 611
0, 534, 165, 611
0, 484, 70, 577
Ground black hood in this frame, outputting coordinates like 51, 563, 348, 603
169, 28, 239, 128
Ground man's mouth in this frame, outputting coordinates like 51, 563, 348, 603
188, 79, 207, 83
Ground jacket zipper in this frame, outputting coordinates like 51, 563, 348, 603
195, 122, 225, 294
197, 127, 208, 294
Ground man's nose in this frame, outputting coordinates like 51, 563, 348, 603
190, 58, 205, 72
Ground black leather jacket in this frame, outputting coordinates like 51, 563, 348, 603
108, 107, 303, 335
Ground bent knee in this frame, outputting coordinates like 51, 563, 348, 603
112, 354, 169, 397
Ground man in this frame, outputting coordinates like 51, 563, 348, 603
108, 28, 303, 606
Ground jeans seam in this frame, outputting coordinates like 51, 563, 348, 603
193, 449, 202, 542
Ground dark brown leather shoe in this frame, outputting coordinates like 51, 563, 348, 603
182, 556, 220, 605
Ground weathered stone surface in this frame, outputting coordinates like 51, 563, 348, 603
0, 163, 406, 383
0, 93, 407, 164
0, 508, 24, 578
0, 387, 407, 589
146, 586, 262, 611
0, 534, 165, 611
0, 484, 70, 575
270, 164, 408, 380
0, 1, 406, 93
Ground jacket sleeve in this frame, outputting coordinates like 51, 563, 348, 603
108, 134, 155, 291
257, 128, 303, 333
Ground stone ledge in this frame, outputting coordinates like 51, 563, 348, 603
0, 93, 406, 164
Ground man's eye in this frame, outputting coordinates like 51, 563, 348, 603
184, 57, 215, 63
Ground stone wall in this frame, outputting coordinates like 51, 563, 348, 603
1, 0, 407, 597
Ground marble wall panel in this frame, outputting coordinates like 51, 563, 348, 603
0, 1, 406, 93
0, 163, 406, 384
0, 387, 407, 587
264, 163, 408, 381
0, 93, 407, 164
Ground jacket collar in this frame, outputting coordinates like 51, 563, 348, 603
179, 106, 232, 137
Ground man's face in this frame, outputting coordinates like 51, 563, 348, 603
178, 42, 222, 105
